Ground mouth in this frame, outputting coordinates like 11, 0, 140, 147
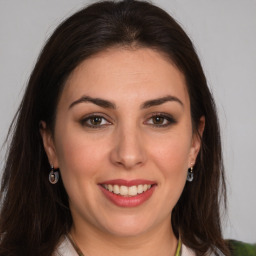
101, 184, 153, 197
99, 179, 156, 207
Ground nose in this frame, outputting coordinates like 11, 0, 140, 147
109, 125, 147, 170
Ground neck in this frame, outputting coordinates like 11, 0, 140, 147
70, 220, 178, 256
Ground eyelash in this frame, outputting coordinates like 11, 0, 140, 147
80, 113, 176, 129
145, 113, 176, 127
80, 114, 111, 128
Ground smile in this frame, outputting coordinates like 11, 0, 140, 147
102, 184, 152, 197
99, 179, 156, 207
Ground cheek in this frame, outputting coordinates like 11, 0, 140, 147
149, 132, 192, 174
54, 132, 106, 213
149, 131, 191, 195
54, 131, 106, 179
153, 139, 190, 204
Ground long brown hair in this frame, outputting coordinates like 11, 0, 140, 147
0, 1, 230, 255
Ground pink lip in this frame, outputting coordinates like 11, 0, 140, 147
98, 179, 157, 208
100, 179, 156, 186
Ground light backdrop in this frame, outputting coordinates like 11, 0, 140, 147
0, 0, 255, 243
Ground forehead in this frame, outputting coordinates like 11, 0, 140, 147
60, 47, 189, 107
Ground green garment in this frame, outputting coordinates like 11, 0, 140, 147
229, 240, 256, 256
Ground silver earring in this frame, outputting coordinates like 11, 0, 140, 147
187, 166, 194, 182
49, 165, 59, 184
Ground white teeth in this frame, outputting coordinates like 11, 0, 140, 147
120, 185, 128, 196
107, 184, 113, 192
137, 184, 143, 194
128, 186, 137, 196
113, 185, 120, 194
103, 184, 152, 196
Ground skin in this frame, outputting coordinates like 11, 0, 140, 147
41, 47, 204, 256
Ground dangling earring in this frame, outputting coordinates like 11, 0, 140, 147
49, 165, 59, 184
187, 165, 194, 182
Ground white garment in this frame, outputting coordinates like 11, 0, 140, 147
181, 243, 196, 256
54, 236, 222, 256
53, 236, 78, 256
181, 243, 224, 256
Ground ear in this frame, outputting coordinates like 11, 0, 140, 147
188, 116, 205, 166
40, 121, 59, 168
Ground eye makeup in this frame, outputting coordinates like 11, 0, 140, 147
79, 113, 112, 129
144, 112, 177, 128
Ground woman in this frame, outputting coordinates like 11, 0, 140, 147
0, 1, 253, 255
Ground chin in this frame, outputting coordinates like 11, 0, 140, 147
104, 224, 149, 238
96, 213, 158, 238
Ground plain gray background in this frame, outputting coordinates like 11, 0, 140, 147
0, 0, 255, 243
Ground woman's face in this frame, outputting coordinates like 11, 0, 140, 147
41, 47, 203, 238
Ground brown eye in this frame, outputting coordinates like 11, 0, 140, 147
145, 113, 176, 127
89, 116, 103, 126
152, 116, 165, 125
81, 115, 111, 128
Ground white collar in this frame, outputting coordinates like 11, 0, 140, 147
53, 236, 78, 256
181, 243, 196, 256
54, 236, 222, 256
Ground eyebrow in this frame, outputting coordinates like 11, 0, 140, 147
69, 96, 116, 109
69, 95, 183, 110
141, 95, 183, 109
